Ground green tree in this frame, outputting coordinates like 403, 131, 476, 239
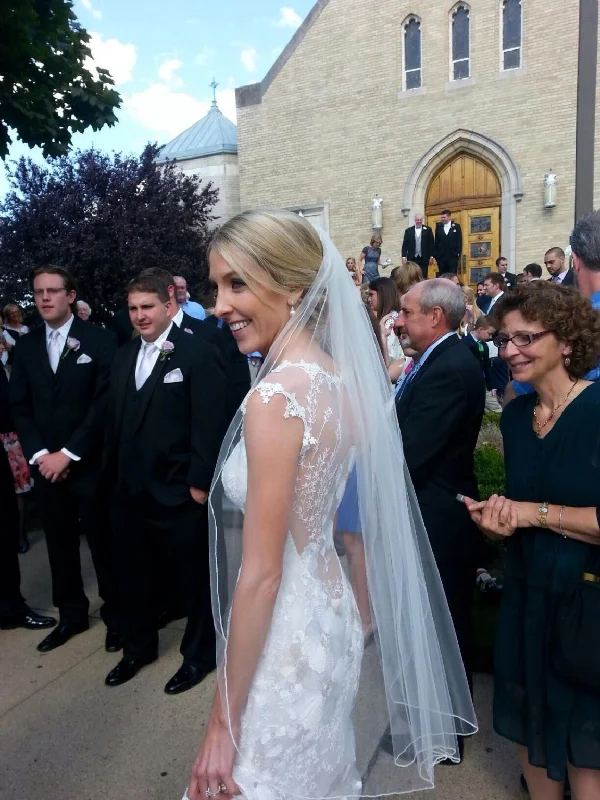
0, 0, 121, 159
0, 144, 219, 321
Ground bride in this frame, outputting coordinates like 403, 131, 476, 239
185, 210, 476, 800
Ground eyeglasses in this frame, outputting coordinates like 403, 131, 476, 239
33, 288, 67, 298
492, 330, 551, 349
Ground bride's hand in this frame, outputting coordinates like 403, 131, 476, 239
187, 698, 240, 800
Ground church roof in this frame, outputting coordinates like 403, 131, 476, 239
156, 101, 237, 163
236, 0, 331, 109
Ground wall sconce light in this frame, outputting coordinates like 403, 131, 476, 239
544, 170, 557, 208
371, 195, 383, 230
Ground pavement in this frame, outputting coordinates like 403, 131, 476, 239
1, 532, 523, 800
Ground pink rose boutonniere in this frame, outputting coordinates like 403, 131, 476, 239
61, 337, 81, 361
159, 341, 175, 361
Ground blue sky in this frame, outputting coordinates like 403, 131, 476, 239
0, 0, 315, 194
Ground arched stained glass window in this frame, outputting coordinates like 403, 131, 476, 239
403, 17, 422, 90
503, 0, 522, 70
452, 5, 470, 80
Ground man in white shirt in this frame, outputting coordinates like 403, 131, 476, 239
174, 275, 206, 320
104, 273, 230, 693
434, 209, 463, 275
9, 266, 120, 653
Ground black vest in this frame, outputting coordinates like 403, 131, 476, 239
117, 367, 154, 495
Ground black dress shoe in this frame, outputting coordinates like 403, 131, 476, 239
105, 656, 156, 687
0, 608, 57, 630
37, 620, 89, 652
18, 533, 30, 554
164, 663, 215, 695
105, 630, 123, 653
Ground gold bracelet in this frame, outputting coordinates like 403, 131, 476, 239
539, 503, 549, 528
559, 505, 566, 538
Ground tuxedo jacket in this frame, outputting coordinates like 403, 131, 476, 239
501, 272, 517, 290
549, 270, 575, 287
476, 295, 492, 314
104, 323, 230, 506
401, 225, 435, 263
396, 335, 484, 562
434, 222, 463, 263
9, 317, 116, 477
462, 334, 492, 390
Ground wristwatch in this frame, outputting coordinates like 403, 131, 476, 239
538, 503, 549, 528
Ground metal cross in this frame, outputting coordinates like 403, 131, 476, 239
210, 78, 219, 104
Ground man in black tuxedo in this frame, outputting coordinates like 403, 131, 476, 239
496, 257, 517, 290
104, 274, 230, 693
0, 367, 57, 631
434, 209, 463, 275
396, 279, 485, 698
141, 268, 250, 426
545, 247, 575, 286
401, 213, 435, 279
9, 267, 121, 652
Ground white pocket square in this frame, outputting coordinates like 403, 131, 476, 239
76, 354, 92, 364
164, 368, 184, 384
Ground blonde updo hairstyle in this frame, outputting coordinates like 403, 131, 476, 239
208, 209, 324, 301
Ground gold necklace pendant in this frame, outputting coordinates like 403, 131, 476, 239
533, 380, 579, 436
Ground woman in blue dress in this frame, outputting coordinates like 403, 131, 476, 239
359, 236, 382, 283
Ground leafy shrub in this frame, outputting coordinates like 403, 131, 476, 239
477, 422, 504, 454
482, 411, 502, 428
474, 443, 506, 500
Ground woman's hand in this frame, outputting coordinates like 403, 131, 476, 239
464, 494, 518, 539
187, 698, 240, 800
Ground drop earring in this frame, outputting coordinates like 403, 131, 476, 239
565, 356, 571, 368
289, 301, 296, 317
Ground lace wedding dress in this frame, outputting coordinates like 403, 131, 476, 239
220, 360, 364, 800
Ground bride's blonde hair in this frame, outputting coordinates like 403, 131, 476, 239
208, 209, 324, 295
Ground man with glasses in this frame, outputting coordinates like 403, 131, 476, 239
9, 266, 121, 654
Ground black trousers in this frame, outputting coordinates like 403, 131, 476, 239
413, 256, 430, 280
111, 489, 215, 667
0, 449, 26, 619
35, 468, 120, 629
435, 256, 460, 275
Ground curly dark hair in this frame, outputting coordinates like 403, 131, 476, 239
492, 282, 600, 379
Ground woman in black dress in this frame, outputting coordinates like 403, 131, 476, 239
466, 282, 600, 800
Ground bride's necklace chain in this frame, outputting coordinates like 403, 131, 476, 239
533, 379, 579, 436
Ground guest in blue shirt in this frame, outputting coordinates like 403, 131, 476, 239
174, 275, 206, 321
507, 212, 600, 402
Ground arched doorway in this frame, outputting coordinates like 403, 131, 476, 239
425, 153, 502, 285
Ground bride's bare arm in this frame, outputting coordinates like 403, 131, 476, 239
221, 390, 304, 727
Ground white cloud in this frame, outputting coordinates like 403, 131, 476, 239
157, 58, 183, 88
86, 32, 136, 85
82, 0, 102, 20
241, 48, 258, 72
124, 81, 236, 140
195, 46, 215, 66
276, 7, 302, 28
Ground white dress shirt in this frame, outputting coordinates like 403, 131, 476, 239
443, 221, 451, 235
134, 323, 174, 390
31, 315, 81, 465
552, 270, 569, 284
172, 308, 184, 328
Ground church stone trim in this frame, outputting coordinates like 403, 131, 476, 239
402, 128, 523, 272
236, 0, 331, 108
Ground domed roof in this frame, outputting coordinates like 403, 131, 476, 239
156, 101, 237, 163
